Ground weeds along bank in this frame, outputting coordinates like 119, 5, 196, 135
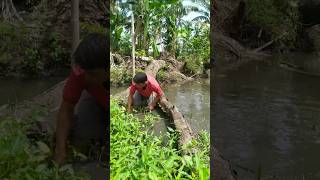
110, 99, 210, 179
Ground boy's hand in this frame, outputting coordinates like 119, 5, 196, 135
148, 103, 155, 111
127, 106, 133, 113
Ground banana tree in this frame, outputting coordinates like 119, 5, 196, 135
185, 0, 210, 23
110, 0, 131, 52
162, 0, 186, 57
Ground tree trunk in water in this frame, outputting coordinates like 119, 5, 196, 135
71, 0, 80, 56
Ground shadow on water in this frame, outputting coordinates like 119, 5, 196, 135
213, 53, 320, 179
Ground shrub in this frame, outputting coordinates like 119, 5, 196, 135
80, 22, 107, 35
110, 64, 131, 85
245, 0, 300, 48
156, 68, 167, 82
49, 32, 69, 65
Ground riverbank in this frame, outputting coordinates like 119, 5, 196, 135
212, 0, 320, 71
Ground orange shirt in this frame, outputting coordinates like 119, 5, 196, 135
129, 75, 163, 98
63, 66, 108, 110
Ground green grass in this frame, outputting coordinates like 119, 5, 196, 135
110, 99, 210, 179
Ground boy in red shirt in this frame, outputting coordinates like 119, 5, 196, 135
127, 72, 164, 112
54, 33, 109, 164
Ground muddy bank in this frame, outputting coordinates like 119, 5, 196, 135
110, 53, 209, 87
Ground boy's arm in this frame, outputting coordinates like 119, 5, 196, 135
54, 101, 75, 164
127, 93, 133, 112
128, 84, 136, 112
149, 95, 161, 110
149, 85, 164, 109
54, 70, 83, 164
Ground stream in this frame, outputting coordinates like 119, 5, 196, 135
213, 53, 320, 179
0, 77, 64, 106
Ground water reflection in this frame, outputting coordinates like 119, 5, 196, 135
213, 54, 320, 179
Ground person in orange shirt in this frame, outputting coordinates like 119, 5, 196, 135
54, 33, 109, 164
127, 72, 164, 112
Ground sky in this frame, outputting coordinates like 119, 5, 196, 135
118, 0, 207, 22
182, 0, 204, 22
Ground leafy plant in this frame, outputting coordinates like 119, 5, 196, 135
111, 64, 131, 85
80, 22, 107, 35
49, 32, 68, 64
22, 47, 43, 75
156, 68, 167, 82
110, 99, 210, 179
0, 117, 90, 179
135, 50, 146, 57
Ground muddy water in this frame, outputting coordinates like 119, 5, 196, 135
164, 79, 210, 133
212, 54, 320, 179
0, 77, 63, 106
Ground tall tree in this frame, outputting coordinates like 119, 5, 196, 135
71, 0, 80, 55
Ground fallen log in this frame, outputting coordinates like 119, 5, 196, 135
159, 96, 195, 154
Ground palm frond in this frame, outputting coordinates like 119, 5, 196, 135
191, 16, 209, 23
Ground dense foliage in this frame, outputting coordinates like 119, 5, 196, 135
110, 99, 210, 179
178, 22, 210, 74
244, 0, 300, 48
111, 0, 210, 75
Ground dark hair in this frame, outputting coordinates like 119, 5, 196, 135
73, 33, 109, 70
133, 72, 147, 83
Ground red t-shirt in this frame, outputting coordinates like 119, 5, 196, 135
129, 75, 163, 98
63, 66, 108, 110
